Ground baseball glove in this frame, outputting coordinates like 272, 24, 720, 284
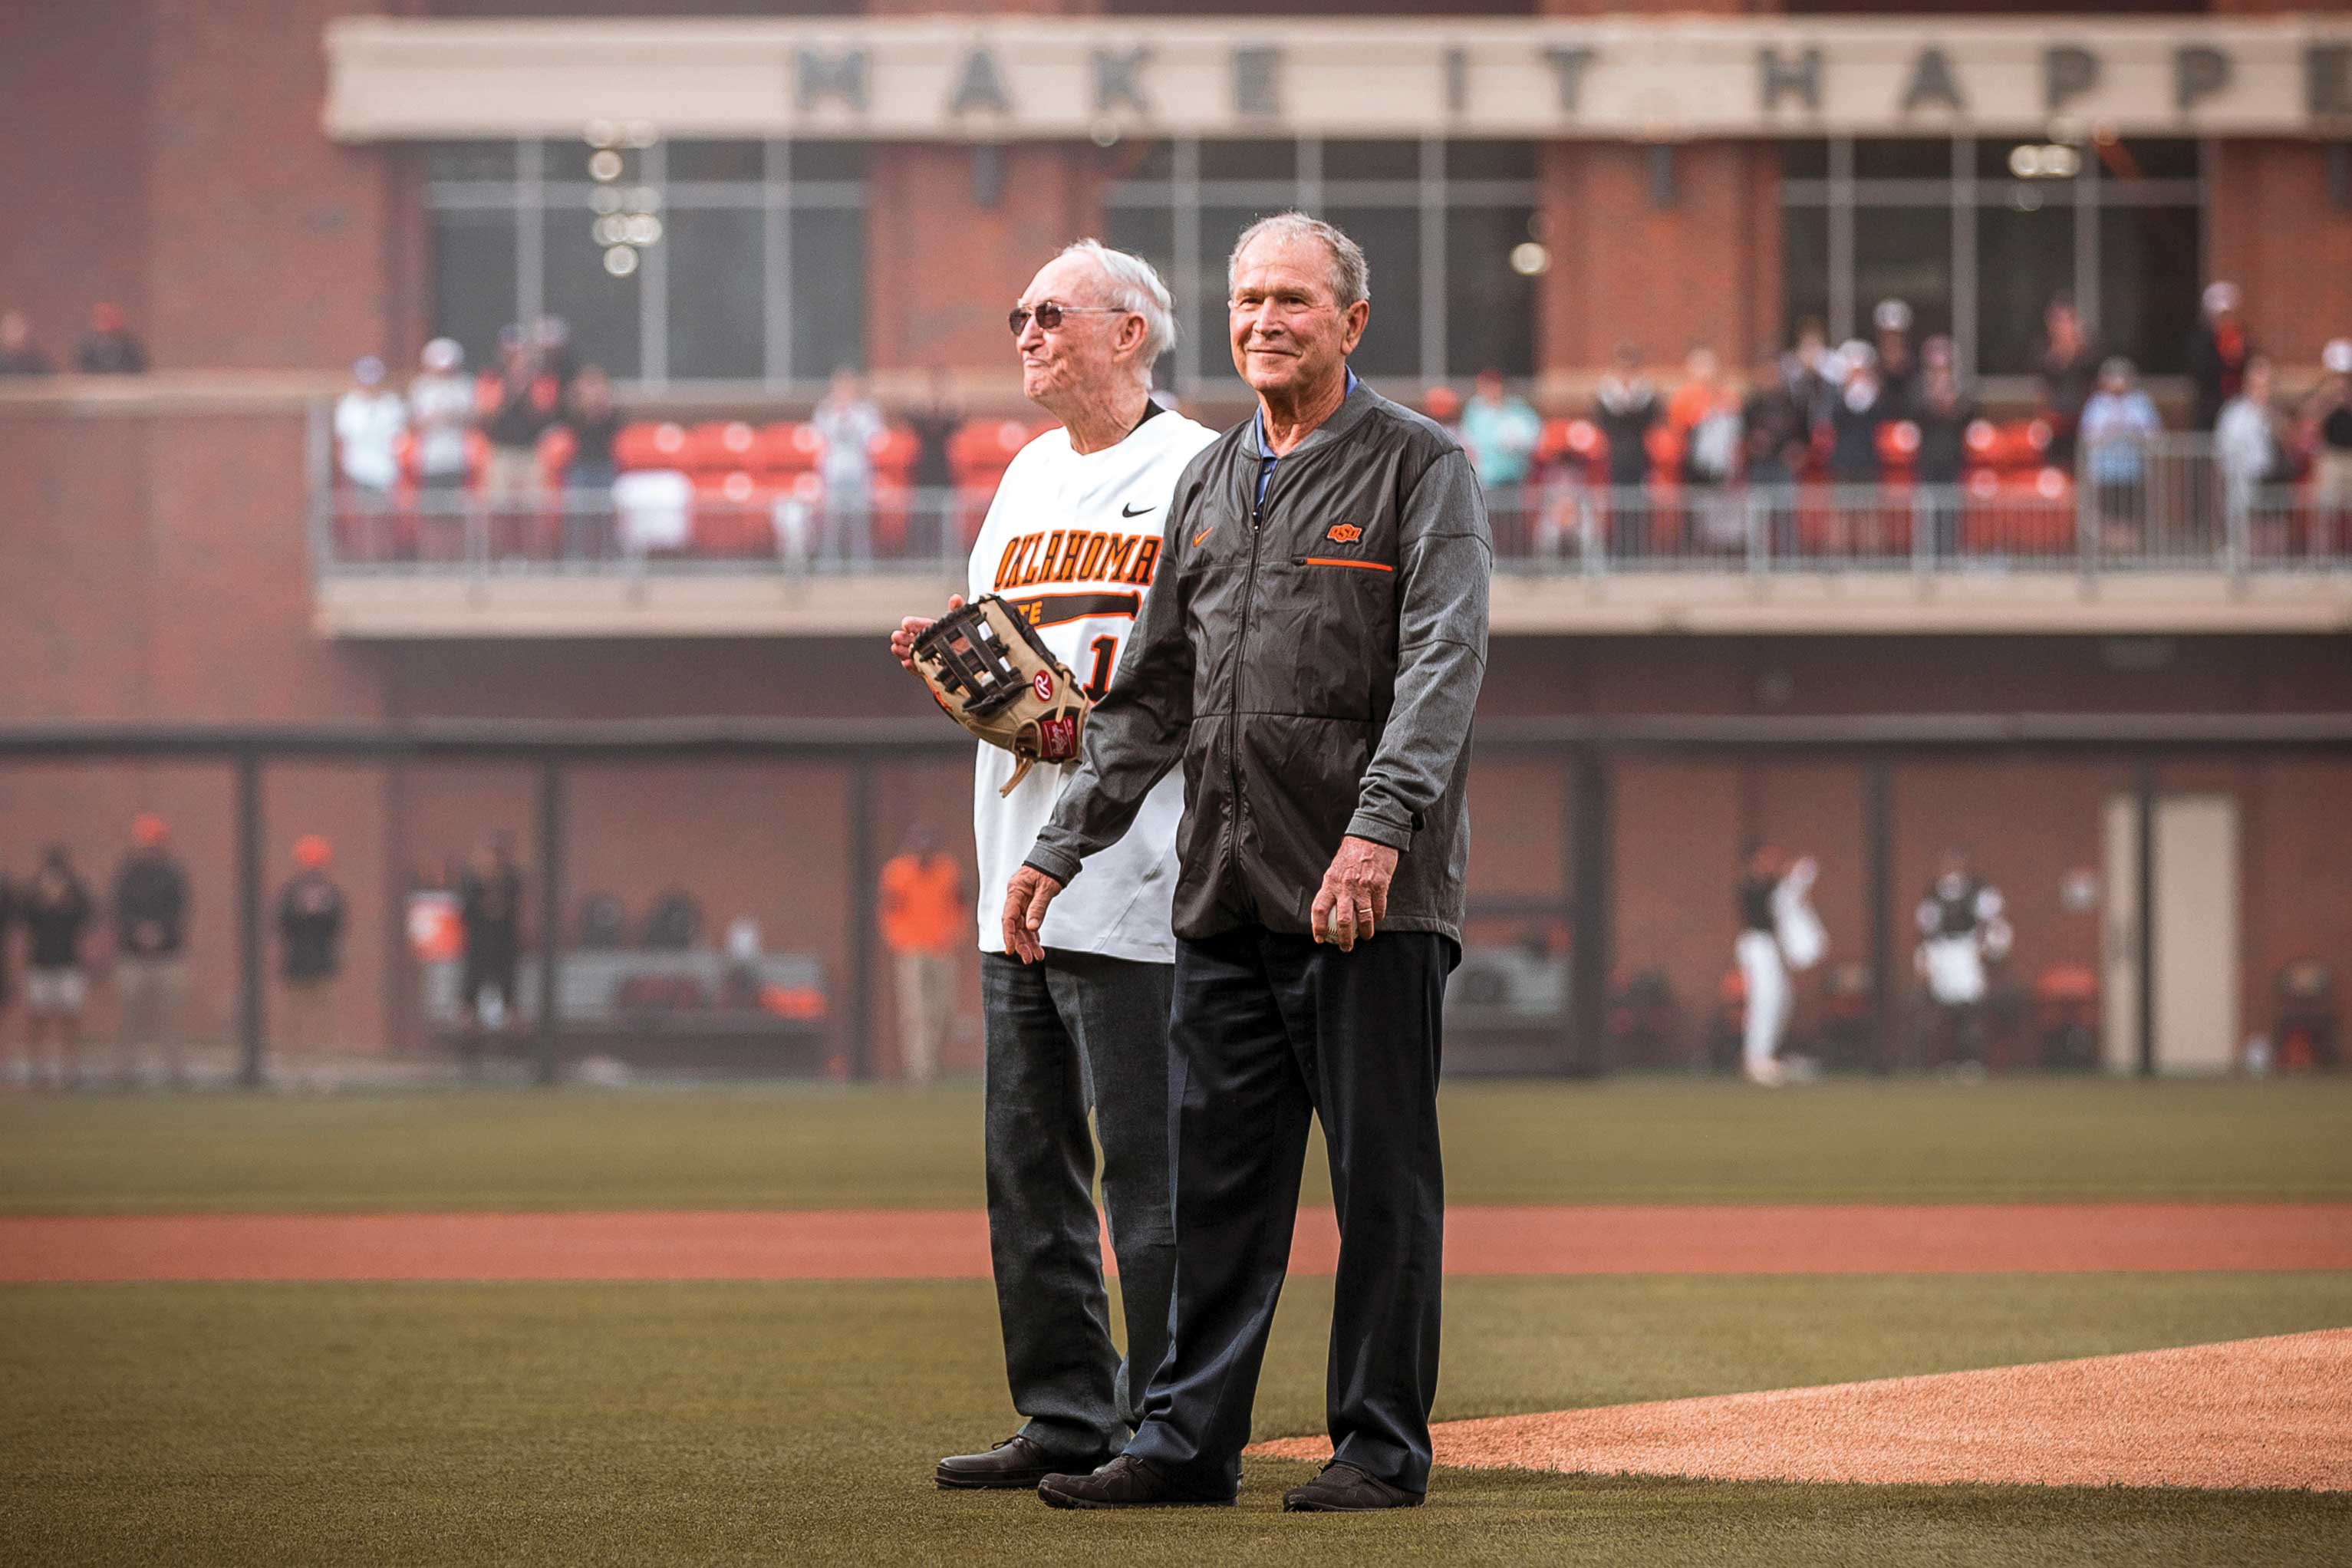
909, 595, 1092, 796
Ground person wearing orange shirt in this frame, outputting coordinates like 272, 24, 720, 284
879, 825, 962, 1086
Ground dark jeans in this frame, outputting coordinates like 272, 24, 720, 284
980, 948, 1176, 1460
1125, 927, 1451, 1497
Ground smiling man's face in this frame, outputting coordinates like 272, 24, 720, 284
1227, 232, 1366, 404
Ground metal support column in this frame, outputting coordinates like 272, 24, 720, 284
847, 756, 879, 1081
534, 759, 565, 1088
235, 750, 266, 1089
1566, 745, 1614, 1074
2134, 758, 2158, 1077
1863, 757, 1895, 1073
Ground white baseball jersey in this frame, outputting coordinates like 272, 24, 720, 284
968, 406, 1217, 963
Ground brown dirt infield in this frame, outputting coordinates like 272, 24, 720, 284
4, 1202, 2350, 1283
1252, 1329, 2352, 1492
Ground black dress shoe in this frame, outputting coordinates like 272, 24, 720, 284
1036, 1454, 1236, 1510
1281, 1461, 1425, 1513
936, 1434, 1113, 1491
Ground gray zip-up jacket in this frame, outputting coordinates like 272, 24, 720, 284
1025, 380, 1491, 944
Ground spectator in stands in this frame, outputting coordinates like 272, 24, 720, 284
0, 309, 52, 376
902, 367, 964, 561
334, 356, 405, 499
479, 327, 553, 516
2302, 338, 2352, 556
1419, 384, 1463, 436
2186, 281, 2253, 432
22, 846, 93, 1089
2217, 355, 2288, 552
1593, 341, 1660, 492
1459, 367, 1543, 499
2080, 357, 2163, 538
1668, 347, 1742, 490
879, 824, 960, 1087
558, 364, 622, 558
1826, 343, 1886, 486
1789, 317, 1836, 441
408, 338, 473, 500
812, 367, 885, 567
112, 814, 190, 1089
1873, 299, 1918, 416
458, 834, 525, 1051
532, 314, 577, 397
2037, 295, 2099, 466
275, 835, 346, 1092
1913, 338, 1978, 561
74, 302, 147, 374
1741, 348, 1807, 558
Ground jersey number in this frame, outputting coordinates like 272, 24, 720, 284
1081, 635, 1118, 702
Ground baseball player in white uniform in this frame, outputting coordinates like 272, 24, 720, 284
891, 240, 1215, 1491
1734, 844, 1824, 1086
1915, 846, 2011, 1069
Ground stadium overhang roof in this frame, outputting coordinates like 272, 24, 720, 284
325, 15, 2352, 143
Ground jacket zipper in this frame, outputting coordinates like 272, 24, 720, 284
1227, 466, 1272, 898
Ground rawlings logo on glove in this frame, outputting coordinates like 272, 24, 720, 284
909, 595, 1094, 796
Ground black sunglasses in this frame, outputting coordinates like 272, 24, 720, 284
1007, 300, 1128, 337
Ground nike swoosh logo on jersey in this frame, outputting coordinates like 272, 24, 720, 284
1191, 527, 1215, 547
1121, 502, 1154, 518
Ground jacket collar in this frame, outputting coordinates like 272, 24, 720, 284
1244, 369, 1374, 459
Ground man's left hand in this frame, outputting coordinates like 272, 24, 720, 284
1311, 835, 1399, 952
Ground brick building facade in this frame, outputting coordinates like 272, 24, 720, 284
3, 2, 2350, 1072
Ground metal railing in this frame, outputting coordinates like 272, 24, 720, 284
311, 441, 2352, 581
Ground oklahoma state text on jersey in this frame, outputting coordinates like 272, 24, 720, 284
993, 528, 1162, 594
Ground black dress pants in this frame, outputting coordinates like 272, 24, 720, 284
1124, 925, 1451, 1497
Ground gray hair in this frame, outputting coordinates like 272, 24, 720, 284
1227, 212, 1371, 308
1058, 239, 1177, 381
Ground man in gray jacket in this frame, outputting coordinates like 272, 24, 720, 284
1005, 212, 1491, 1514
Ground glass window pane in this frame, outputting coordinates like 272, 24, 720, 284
1780, 140, 1830, 180
2100, 206, 2202, 376
667, 208, 764, 380
543, 140, 644, 186
1325, 205, 1418, 377
1781, 206, 1830, 345
545, 208, 641, 379
425, 140, 517, 182
1448, 141, 1535, 182
1853, 139, 1951, 180
1853, 206, 1953, 341
430, 209, 517, 371
1323, 140, 1420, 183
2098, 137, 2200, 182
1107, 206, 1178, 386
789, 143, 867, 183
1444, 204, 1538, 377
1975, 197, 2074, 374
667, 141, 766, 183
1201, 140, 1295, 183
1102, 137, 1174, 186
789, 207, 865, 377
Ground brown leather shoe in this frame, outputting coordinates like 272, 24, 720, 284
936, 1434, 1114, 1491
1036, 1454, 1236, 1510
1282, 1461, 1424, 1513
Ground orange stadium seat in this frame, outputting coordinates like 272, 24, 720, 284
1961, 466, 2074, 555
754, 421, 825, 476
1964, 417, 2054, 474
690, 469, 777, 558
614, 421, 689, 471
1878, 419, 1921, 484
686, 420, 761, 475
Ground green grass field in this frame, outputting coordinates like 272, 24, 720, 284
4, 1077, 2349, 1214
3, 1079, 2349, 1565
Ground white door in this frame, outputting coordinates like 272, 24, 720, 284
2103, 793, 2240, 1073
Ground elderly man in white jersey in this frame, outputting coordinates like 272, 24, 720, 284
890, 239, 1216, 1491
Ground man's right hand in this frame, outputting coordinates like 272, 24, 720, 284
889, 593, 966, 671
1000, 864, 1065, 964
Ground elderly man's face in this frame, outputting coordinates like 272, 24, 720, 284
1227, 233, 1367, 402
1014, 252, 1130, 408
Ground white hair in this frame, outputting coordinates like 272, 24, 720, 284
1227, 212, 1371, 308
1058, 239, 1177, 382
